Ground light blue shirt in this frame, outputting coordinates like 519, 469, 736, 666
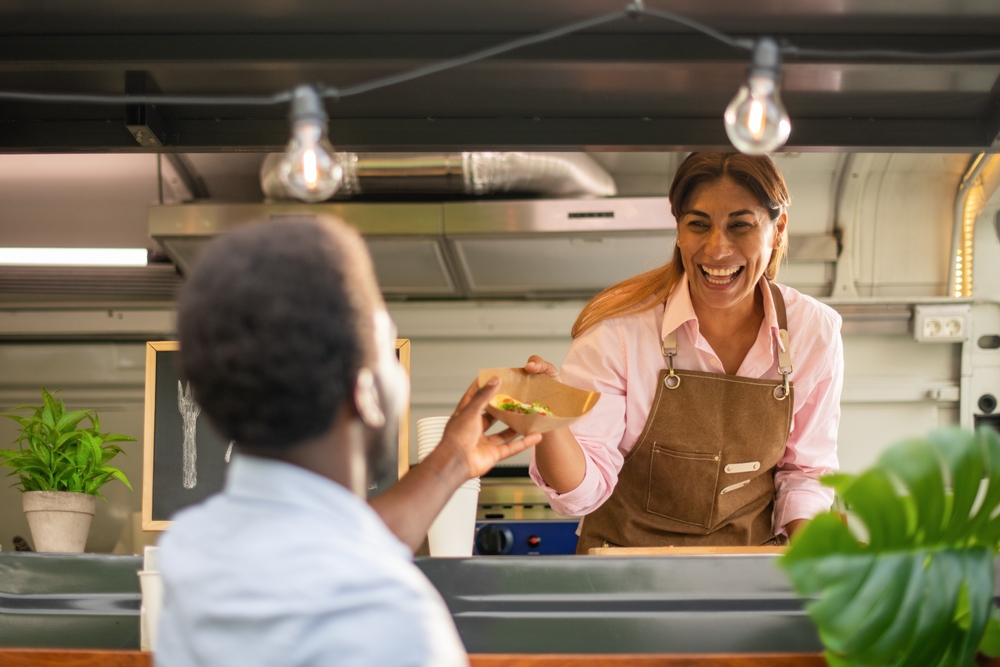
156, 454, 467, 667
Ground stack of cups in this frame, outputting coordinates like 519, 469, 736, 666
416, 416, 450, 464
417, 416, 481, 557
138, 545, 164, 651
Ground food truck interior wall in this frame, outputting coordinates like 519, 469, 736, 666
0, 151, 998, 553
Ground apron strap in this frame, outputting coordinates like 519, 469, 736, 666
660, 282, 794, 381
661, 328, 679, 388
661, 329, 678, 356
768, 282, 793, 377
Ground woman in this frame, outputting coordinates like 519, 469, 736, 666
525, 152, 843, 552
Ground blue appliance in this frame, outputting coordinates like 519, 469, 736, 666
473, 520, 579, 555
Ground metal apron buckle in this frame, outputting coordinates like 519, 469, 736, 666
773, 370, 791, 400
773, 328, 793, 400
661, 332, 680, 389
663, 351, 680, 389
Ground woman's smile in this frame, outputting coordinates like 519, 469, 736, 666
698, 264, 745, 287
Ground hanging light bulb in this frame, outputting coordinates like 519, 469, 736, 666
279, 85, 343, 202
724, 38, 791, 155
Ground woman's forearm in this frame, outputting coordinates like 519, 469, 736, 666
533, 426, 588, 493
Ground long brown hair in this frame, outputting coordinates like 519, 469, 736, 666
571, 152, 791, 338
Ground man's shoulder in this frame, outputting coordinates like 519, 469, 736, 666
158, 538, 464, 667
161, 496, 418, 596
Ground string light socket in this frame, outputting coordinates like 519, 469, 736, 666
724, 38, 791, 156
279, 85, 343, 203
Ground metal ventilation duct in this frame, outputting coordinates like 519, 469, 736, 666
260, 152, 617, 200
149, 198, 838, 300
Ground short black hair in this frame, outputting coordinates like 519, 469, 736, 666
176, 218, 381, 450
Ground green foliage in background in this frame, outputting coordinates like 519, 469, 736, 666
781, 427, 1000, 667
0, 388, 134, 497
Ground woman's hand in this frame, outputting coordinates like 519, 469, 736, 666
427, 377, 542, 481
525, 355, 561, 381
785, 519, 809, 539
521, 355, 589, 494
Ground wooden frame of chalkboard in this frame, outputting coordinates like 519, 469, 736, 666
141, 339, 412, 531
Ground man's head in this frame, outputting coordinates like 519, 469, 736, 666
176, 218, 403, 473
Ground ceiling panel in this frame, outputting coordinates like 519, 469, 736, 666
0, 1, 998, 151
2, 0, 1000, 35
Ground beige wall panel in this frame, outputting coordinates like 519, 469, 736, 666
772, 152, 841, 236
837, 333, 960, 473
871, 155, 963, 296
0, 154, 159, 251
838, 403, 951, 474
842, 335, 959, 384
0, 343, 146, 553
849, 153, 967, 297
852, 153, 892, 293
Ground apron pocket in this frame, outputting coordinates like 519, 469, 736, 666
646, 444, 721, 529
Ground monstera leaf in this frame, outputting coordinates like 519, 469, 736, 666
782, 427, 1000, 667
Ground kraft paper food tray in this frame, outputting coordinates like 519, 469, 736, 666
477, 367, 601, 435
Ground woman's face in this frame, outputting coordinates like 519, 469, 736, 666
676, 175, 786, 313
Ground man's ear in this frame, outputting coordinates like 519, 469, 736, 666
354, 368, 386, 429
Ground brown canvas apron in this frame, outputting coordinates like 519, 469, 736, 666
576, 282, 794, 553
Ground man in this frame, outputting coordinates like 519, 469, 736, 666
156, 218, 540, 667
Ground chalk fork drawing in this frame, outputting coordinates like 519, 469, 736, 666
177, 381, 201, 489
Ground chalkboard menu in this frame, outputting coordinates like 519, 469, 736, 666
141, 340, 411, 530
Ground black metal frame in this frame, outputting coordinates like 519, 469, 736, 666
1, 4, 1000, 151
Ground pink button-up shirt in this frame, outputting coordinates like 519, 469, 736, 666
529, 275, 843, 535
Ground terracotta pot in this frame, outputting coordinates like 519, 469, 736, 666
22, 491, 95, 553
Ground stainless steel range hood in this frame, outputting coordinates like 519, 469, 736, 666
149, 199, 837, 299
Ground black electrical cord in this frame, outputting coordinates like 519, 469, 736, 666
635, 6, 754, 52
0, 1, 997, 108
0, 90, 293, 106
328, 2, 757, 99
782, 45, 1000, 62
329, 8, 634, 99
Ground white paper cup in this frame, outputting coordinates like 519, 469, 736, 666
417, 416, 451, 462
417, 416, 450, 429
418, 419, 449, 431
143, 546, 159, 571
138, 570, 164, 651
427, 480, 480, 557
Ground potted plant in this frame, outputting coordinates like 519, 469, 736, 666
782, 427, 1000, 667
0, 388, 134, 553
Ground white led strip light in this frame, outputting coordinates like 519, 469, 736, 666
0, 248, 148, 267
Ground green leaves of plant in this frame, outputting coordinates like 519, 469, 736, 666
782, 427, 1000, 667
0, 388, 135, 497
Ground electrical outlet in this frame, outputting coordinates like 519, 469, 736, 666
914, 304, 971, 343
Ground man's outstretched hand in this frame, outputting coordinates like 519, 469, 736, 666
370, 375, 541, 553
428, 377, 542, 480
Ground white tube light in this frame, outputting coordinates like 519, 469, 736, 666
0, 248, 149, 267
